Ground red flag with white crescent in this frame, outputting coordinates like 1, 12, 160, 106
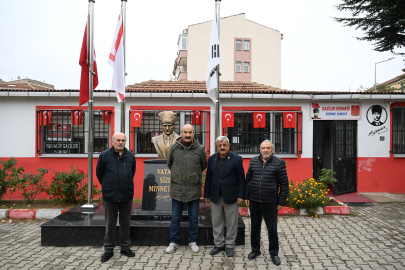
109, 12, 125, 103
42, 110, 51, 126
71, 111, 84, 125
102, 111, 111, 125
131, 111, 143, 127
283, 112, 296, 128
192, 111, 203, 125
253, 112, 266, 128
79, 19, 99, 106
222, 111, 234, 128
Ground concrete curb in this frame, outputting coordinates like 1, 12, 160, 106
9, 209, 37, 219
0, 209, 9, 219
35, 209, 62, 220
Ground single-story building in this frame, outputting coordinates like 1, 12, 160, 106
1, 80, 404, 200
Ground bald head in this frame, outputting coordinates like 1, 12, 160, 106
181, 124, 195, 143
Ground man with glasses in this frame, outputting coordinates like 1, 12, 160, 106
96, 132, 136, 262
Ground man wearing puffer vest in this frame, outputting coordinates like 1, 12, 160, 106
245, 140, 289, 266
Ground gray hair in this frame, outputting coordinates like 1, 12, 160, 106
260, 139, 273, 149
112, 132, 127, 141
180, 124, 194, 132
215, 136, 230, 145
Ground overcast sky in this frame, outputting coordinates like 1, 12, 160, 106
0, 0, 403, 92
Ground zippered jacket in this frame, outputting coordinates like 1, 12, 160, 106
167, 137, 207, 202
245, 154, 289, 205
96, 146, 136, 202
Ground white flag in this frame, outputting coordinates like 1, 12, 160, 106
109, 12, 125, 102
206, 12, 221, 104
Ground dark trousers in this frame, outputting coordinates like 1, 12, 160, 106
103, 200, 133, 252
249, 200, 279, 256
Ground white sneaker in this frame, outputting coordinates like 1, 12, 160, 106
189, 242, 199, 253
165, 243, 178, 254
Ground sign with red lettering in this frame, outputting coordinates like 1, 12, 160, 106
310, 103, 361, 120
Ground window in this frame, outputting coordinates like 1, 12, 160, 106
393, 107, 405, 154
244, 40, 250, 50
244, 62, 250, 73
223, 111, 301, 155
236, 62, 242, 73
177, 34, 187, 53
37, 109, 111, 154
129, 110, 210, 154
236, 40, 242, 50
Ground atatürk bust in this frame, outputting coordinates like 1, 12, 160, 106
152, 111, 179, 160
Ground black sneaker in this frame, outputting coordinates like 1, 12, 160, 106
225, 247, 234, 257
120, 248, 135, 257
101, 252, 113, 262
271, 255, 281, 265
247, 251, 261, 260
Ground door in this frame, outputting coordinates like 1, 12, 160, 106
334, 121, 357, 195
313, 121, 326, 180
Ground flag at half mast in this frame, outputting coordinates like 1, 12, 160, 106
109, 11, 125, 102
206, 12, 221, 104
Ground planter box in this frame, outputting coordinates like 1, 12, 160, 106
324, 205, 350, 215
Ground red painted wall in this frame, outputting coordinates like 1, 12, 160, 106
357, 157, 405, 193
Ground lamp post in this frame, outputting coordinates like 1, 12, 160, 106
375, 57, 394, 92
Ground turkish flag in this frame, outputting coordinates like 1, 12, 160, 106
253, 112, 266, 128
192, 111, 203, 125
283, 112, 296, 128
79, 19, 99, 106
102, 111, 111, 125
41, 111, 51, 126
222, 111, 234, 128
131, 111, 143, 127
71, 111, 83, 125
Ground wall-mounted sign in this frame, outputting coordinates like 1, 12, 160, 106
310, 103, 361, 120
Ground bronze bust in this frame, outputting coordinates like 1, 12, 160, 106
152, 111, 179, 159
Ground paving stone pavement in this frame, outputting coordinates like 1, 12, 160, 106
1, 203, 405, 269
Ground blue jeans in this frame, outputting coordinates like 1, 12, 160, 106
170, 198, 199, 244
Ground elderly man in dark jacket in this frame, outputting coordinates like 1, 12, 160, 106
96, 132, 136, 262
204, 136, 245, 257
245, 140, 289, 266
166, 124, 207, 254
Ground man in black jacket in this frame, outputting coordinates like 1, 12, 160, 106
204, 136, 245, 257
245, 140, 289, 266
96, 132, 136, 262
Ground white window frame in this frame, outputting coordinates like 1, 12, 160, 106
244, 40, 250, 51
236, 40, 242, 51
236, 62, 242, 73
244, 62, 250, 73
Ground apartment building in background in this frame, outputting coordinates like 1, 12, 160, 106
172, 14, 283, 87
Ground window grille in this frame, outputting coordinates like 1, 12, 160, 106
129, 110, 210, 154
222, 111, 301, 155
36, 110, 111, 154
392, 107, 405, 154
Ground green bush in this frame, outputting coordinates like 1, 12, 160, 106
48, 165, 101, 204
17, 168, 49, 203
0, 158, 24, 201
286, 178, 331, 217
317, 168, 338, 188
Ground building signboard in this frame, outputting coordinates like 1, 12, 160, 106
310, 102, 361, 120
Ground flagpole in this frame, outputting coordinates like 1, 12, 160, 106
82, 0, 98, 211
215, 0, 221, 140
120, 0, 127, 133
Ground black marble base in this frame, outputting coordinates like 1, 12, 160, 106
41, 202, 245, 246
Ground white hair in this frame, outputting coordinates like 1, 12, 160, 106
215, 136, 230, 145
260, 139, 273, 149
112, 132, 127, 141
